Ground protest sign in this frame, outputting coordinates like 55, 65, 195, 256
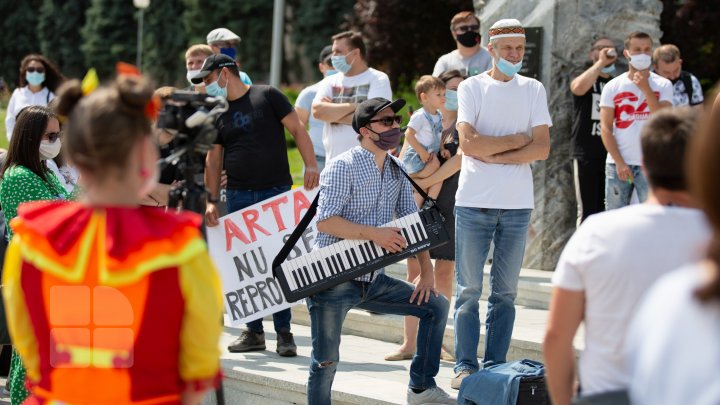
207, 187, 319, 326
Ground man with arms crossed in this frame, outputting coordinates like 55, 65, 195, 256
452, 18, 552, 389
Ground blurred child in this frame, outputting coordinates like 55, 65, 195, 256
401, 75, 447, 206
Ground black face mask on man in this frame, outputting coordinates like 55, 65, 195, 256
457, 31, 481, 48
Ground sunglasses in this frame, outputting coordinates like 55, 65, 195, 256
455, 24, 480, 33
368, 115, 403, 127
26, 67, 45, 74
44, 131, 61, 143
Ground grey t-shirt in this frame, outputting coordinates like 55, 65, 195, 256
432, 48, 493, 77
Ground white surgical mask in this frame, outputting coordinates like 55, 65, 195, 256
187, 69, 201, 86
39, 139, 61, 160
629, 53, 652, 70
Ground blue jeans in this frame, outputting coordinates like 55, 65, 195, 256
454, 207, 531, 373
226, 185, 292, 334
306, 274, 449, 404
605, 163, 648, 210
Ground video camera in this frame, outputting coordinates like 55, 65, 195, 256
156, 91, 229, 213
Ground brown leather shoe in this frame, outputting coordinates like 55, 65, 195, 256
276, 331, 297, 357
228, 330, 266, 353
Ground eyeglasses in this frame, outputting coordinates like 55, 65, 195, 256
455, 24, 480, 33
26, 67, 45, 74
44, 131, 61, 143
368, 115, 402, 127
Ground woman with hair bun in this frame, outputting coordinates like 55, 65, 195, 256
2, 73, 223, 405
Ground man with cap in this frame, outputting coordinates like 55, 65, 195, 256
195, 54, 320, 357
295, 45, 337, 172
312, 31, 392, 163
306, 97, 454, 405
206, 27, 252, 85
433, 11, 493, 77
452, 18, 552, 389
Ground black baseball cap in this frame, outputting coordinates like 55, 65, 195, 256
352, 97, 406, 133
190, 54, 236, 84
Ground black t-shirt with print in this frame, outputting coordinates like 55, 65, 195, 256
571, 71, 611, 161
214, 85, 294, 190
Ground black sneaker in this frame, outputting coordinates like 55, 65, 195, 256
228, 330, 266, 353
276, 331, 297, 357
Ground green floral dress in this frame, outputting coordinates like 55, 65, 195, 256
0, 165, 72, 404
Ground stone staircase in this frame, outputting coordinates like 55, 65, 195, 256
205, 262, 581, 405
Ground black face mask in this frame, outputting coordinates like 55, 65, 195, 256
457, 31, 481, 48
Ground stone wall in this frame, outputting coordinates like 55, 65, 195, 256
475, 0, 663, 270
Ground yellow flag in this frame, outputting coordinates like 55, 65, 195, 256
81, 68, 99, 95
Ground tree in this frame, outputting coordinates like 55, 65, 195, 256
38, 0, 91, 80
81, 0, 137, 80
0, 0, 43, 89
143, 0, 187, 87
350, 0, 474, 88
661, 0, 720, 91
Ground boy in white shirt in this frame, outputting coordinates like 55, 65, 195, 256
401, 75, 448, 206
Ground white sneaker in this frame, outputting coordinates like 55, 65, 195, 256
407, 386, 456, 405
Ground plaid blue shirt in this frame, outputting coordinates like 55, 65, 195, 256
315, 146, 417, 282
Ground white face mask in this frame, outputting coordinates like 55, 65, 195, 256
629, 53, 652, 70
187, 69, 201, 86
39, 140, 61, 160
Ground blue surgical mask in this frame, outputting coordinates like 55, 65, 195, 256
26, 71, 45, 86
331, 52, 354, 74
205, 72, 227, 98
496, 57, 523, 77
601, 64, 616, 74
325, 69, 338, 76
444, 89, 458, 111
220, 47, 237, 59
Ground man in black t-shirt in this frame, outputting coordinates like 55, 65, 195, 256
569, 37, 617, 226
193, 54, 320, 357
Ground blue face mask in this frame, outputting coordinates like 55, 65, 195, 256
205, 72, 227, 98
331, 52, 354, 74
220, 47, 237, 59
325, 69, 338, 76
26, 71, 45, 86
601, 64, 616, 74
444, 89, 458, 111
496, 57, 523, 77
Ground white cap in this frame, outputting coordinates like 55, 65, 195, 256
207, 28, 241, 45
488, 19, 525, 41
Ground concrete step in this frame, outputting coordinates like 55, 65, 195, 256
384, 261, 554, 310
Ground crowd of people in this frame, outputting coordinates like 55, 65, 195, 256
0, 8, 717, 405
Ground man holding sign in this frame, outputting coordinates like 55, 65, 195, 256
194, 54, 319, 357
306, 98, 454, 405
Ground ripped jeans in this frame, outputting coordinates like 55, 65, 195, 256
306, 274, 449, 404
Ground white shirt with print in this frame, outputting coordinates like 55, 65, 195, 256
599, 72, 673, 165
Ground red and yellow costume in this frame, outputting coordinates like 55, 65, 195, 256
2, 201, 223, 405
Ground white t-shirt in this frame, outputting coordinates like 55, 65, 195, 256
407, 107, 441, 149
599, 72, 673, 165
312, 68, 392, 162
432, 48, 493, 77
455, 72, 552, 209
553, 204, 710, 396
626, 264, 720, 405
5, 86, 55, 140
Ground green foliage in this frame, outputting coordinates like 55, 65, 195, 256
287, 0, 355, 82
81, 0, 138, 80
0, 0, 42, 89
350, 0, 474, 88
39, 0, 90, 80
143, 0, 187, 87
661, 1, 720, 91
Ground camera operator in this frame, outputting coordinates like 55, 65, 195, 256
191, 54, 319, 357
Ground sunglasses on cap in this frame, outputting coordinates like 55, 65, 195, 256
26, 67, 45, 73
368, 115, 403, 127
455, 24, 480, 33
44, 131, 61, 143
